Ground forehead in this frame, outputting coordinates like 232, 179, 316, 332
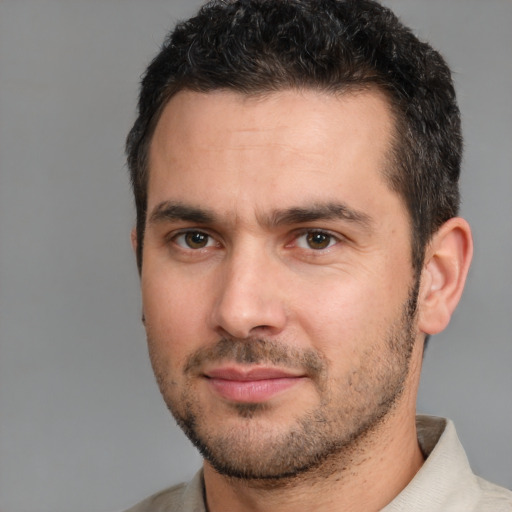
147, 88, 402, 221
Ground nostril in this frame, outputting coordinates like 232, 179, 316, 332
212, 303, 287, 340
210, 255, 288, 339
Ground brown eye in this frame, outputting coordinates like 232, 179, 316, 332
306, 231, 332, 250
175, 231, 213, 249
294, 231, 337, 250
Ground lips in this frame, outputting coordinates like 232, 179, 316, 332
204, 367, 306, 403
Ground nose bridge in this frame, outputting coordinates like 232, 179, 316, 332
211, 238, 287, 339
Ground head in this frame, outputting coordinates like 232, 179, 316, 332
126, 0, 462, 275
126, 0, 471, 484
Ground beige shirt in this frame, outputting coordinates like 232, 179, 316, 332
125, 416, 512, 512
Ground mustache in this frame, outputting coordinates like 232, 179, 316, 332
184, 337, 326, 379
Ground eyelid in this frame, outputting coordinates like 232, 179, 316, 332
167, 228, 221, 249
290, 228, 344, 250
164, 227, 345, 251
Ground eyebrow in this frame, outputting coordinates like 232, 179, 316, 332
265, 202, 373, 230
148, 200, 373, 230
149, 201, 216, 225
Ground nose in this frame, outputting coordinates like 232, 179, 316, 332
210, 246, 288, 339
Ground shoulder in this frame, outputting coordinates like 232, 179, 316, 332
475, 476, 512, 512
123, 470, 206, 512
123, 482, 188, 512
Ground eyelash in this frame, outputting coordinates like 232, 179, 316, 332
171, 230, 220, 250
169, 229, 342, 252
292, 229, 341, 251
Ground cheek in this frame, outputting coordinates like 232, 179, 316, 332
292, 275, 401, 362
141, 270, 213, 365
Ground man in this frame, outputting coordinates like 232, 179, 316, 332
124, 0, 512, 510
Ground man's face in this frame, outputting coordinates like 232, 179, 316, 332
140, 89, 422, 479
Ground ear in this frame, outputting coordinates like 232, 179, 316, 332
131, 227, 144, 277
417, 217, 473, 335
131, 227, 138, 254
131, 228, 145, 323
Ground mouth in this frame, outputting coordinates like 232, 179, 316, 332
203, 366, 307, 403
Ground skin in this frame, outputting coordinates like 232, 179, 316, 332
135, 89, 473, 512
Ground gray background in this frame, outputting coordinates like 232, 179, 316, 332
0, 1, 510, 511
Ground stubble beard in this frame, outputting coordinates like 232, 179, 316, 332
148, 284, 419, 484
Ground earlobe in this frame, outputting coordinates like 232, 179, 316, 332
417, 217, 473, 335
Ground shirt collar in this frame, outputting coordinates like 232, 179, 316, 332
188, 416, 481, 512
382, 415, 481, 511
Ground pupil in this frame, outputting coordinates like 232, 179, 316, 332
186, 232, 207, 248
308, 232, 330, 249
